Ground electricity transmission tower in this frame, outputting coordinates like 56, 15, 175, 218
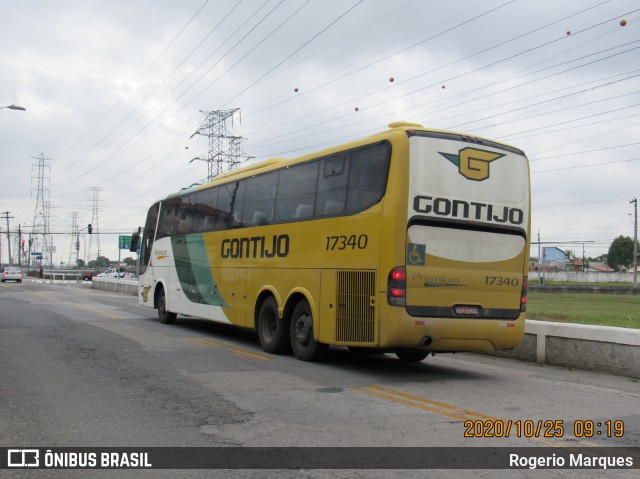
30, 154, 52, 268
88, 187, 102, 262
189, 109, 252, 182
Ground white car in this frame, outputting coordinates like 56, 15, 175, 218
96, 268, 125, 278
2, 266, 23, 282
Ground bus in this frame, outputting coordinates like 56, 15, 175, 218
130, 122, 530, 362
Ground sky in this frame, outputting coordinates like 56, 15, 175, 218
1, 0, 639, 268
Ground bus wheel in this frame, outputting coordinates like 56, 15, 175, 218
257, 297, 290, 354
395, 351, 429, 362
157, 287, 177, 324
290, 299, 328, 361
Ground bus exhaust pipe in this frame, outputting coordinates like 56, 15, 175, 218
422, 336, 433, 347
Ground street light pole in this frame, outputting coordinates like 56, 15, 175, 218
0, 104, 26, 111
632, 198, 638, 289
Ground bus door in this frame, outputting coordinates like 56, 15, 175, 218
136, 202, 160, 307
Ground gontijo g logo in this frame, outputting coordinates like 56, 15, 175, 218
439, 147, 505, 181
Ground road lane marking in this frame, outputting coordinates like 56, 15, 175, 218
228, 347, 272, 361
193, 337, 273, 361
354, 384, 496, 421
354, 385, 610, 448
62, 301, 126, 319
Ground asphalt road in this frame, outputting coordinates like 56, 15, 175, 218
1, 280, 638, 478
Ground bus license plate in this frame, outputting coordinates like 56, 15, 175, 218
454, 305, 479, 316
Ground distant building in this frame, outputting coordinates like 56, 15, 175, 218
534, 247, 571, 272
572, 260, 614, 273
543, 247, 568, 263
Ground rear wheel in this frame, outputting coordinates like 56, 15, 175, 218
395, 351, 429, 362
257, 296, 290, 354
290, 299, 328, 361
157, 287, 177, 324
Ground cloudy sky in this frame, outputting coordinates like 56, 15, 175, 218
1, 0, 639, 266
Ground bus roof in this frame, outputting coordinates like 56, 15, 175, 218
170, 122, 525, 198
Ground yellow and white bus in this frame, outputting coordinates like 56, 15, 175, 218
131, 122, 530, 362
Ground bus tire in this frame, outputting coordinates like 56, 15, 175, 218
257, 296, 290, 354
157, 287, 177, 324
290, 299, 328, 362
395, 351, 429, 362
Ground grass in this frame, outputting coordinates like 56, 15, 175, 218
526, 292, 640, 329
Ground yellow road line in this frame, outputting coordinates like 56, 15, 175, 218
228, 347, 272, 361
354, 385, 607, 448
355, 385, 496, 421
193, 338, 227, 348
192, 337, 273, 361
62, 301, 126, 319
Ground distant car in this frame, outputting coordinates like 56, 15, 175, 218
96, 268, 125, 278
2, 266, 23, 283
82, 270, 100, 281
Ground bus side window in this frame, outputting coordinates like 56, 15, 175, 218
346, 143, 390, 213
316, 154, 347, 218
156, 198, 181, 239
193, 187, 218, 233
216, 185, 235, 230
178, 193, 195, 234
241, 172, 277, 226
229, 181, 247, 228
275, 162, 319, 222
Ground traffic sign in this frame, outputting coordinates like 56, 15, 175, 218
119, 235, 131, 250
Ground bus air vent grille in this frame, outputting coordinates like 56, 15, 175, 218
336, 270, 376, 343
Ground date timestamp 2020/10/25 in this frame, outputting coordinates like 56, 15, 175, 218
464, 419, 625, 438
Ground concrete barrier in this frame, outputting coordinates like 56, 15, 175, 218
91, 278, 138, 296
530, 284, 638, 295
491, 320, 640, 379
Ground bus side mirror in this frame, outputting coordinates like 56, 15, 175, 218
130, 231, 140, 253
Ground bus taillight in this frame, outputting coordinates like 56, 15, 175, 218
520, 277, 528, 312
388, 266, 406, 306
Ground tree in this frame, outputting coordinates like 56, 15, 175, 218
92, 256, 111, 268
122, 257, 136, 266
607, 236, 637, 271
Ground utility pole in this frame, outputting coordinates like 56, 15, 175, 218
18, 224, 22, 268
88, 187, 102, 262
68, 212, 78, 268
632, 198, 638, 289
2, 211, 14, 265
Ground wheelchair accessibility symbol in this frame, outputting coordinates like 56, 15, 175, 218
407, 243, 426, 266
